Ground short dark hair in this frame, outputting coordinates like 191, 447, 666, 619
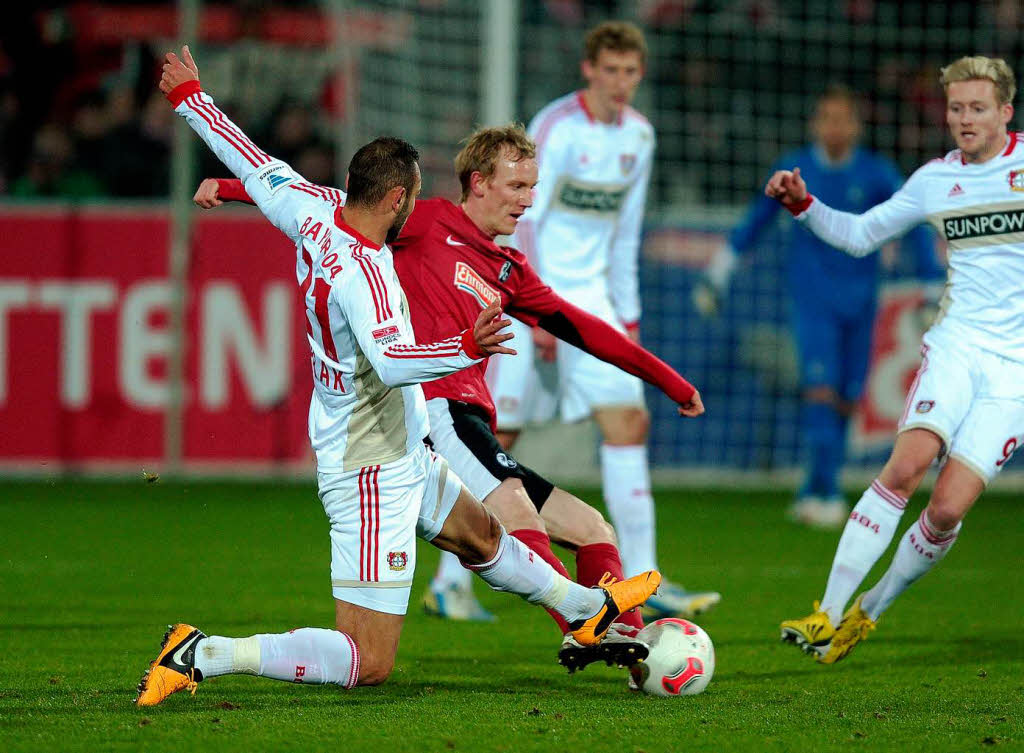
345, 137, 420, 207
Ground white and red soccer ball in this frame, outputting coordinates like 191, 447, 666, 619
629, 618, 715, 697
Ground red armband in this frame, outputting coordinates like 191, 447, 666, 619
784, 194, 814, 216
623, 321, 640, 336
215, 179, 254, 204
460, 329, 485, 360
166, 80, 202, 108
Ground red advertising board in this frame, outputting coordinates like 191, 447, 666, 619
0, 205, 313, 473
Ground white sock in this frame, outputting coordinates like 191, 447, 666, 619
600, 444, 657, 576
861, 510, 960, 620
195, 628, 358, 688
820, 479, 907, 625
467, 528, 604, 623
194, 635, 259, 678
431, 550, 473, 590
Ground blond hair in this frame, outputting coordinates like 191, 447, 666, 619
584, 21, 647, 66
940, 56, 1016, 105
455, 124, 536, 202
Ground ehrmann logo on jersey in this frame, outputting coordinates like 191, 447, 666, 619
944, 208, 1024, 240
454, 261, 500, 307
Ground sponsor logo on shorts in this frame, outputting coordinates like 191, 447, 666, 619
495, 452, 517, 469
372, 325, 400, 344
498, 260, 513, 283
915, 400, 935, 413
1009, 170, 1024, 192
255, 162, 295, 194
387, 551, 408, 571
454, 261, 500, 307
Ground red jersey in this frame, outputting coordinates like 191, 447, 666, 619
213, 185, 696, 428
392, 198, 695, 426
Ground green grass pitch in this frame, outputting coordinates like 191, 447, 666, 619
1, 479, 1021, 752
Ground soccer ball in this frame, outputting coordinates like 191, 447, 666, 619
629, 618, 715, 697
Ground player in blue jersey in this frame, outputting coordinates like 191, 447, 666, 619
697, 85, 943, 527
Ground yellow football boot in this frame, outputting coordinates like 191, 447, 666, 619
569, 570, 661, 647
135, 623, 206, 707
819, 594, 876, 664
780, 601, 835, 657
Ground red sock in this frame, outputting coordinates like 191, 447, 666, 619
576, 542, 644, 630
510, 529, 570, 634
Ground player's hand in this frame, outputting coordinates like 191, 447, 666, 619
764, 167, 808, 206
473, 300, 516, 356
193, 178, 223, 209
678, 390, 704, 418
159, 44, 200, 96
532, 326, 557, 362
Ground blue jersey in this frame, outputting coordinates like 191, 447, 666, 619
729, 145, 942, 318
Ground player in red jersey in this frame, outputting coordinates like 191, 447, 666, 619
197, 125, 702, 673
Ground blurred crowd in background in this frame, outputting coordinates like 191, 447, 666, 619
3, 0, 1024, 203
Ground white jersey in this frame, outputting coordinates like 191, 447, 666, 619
513, 91, 654, 324
796, 132, 1024, 364
174, 87, 483, 472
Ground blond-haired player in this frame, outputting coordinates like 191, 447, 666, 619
444, 20, 719, 622
773, 56, 1024, 663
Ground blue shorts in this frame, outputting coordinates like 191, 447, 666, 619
791, 297, 874, 402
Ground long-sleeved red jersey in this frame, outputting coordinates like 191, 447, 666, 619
213, 183, 696, 428
391, 198, 695, 426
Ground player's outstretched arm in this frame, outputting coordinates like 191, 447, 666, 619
511, 263, 701, 415
160, 46, 307, 240
339, 261, 515, 388
766, 165, 928, 258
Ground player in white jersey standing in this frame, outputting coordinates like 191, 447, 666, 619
774, 56, 1024, 664
427, 21, 718, 621
135, 46, 661, 706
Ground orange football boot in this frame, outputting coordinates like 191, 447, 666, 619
135, 623, 206, 707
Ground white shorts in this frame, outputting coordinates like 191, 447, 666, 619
898, 327, 1024, 484
489, 304, 645, 428
486, 317, 559, 429
425, 397, 555, 508
318, 443, 463, 615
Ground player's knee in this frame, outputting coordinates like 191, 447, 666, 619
485, 480, 544, 531
602, 407, 649, 444
356, 653, 395, 686
881, 454, 931, 495
925, 495, 967, 531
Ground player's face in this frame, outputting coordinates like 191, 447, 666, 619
478, 151, 538, 237
811, 97, 860, 159
386, 165, 421, 245
581, 49, 644, 121
946, 79, 1013, 163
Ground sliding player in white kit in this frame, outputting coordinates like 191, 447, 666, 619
135, 46, 661, 706
429, 22, 719, 622
775, 56, 1024, 663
